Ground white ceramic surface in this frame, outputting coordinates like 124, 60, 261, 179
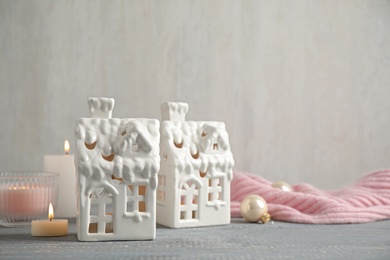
157, 102, 234, 228
74, 98, 160, 241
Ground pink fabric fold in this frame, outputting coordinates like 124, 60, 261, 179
231, 170, 390, 224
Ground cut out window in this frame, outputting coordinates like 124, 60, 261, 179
174, 140, 183, 148
90, 199, 98, 217
132, 144, 139, 152
207, 177, 223, 203
111, 175, 122, 185
213, 143, 218, 150
179, 180, 199, 221
102, 153, 115, 161
88, 223, 98, 233
88, 188, 114, 234
157, 175, 166, 204
126, 184, 147, 213
85, 141, 97, 150
191, 151, 199, 159
200, 170, 207, 178
105, 222, 113, 233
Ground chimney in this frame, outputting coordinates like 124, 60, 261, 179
160, 102, 188, 122
88, 97, 115, 118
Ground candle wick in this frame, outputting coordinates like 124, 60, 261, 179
50, 218, 52, 222
65, 151, 69, 155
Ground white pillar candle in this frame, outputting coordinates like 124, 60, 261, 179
44, 140, 76, 218
31, 203, 68, 236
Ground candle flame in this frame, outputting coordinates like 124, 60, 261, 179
64, 140, 70, 155
48, 203, 54, 221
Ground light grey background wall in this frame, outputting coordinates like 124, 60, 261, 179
1, 0, 389, 189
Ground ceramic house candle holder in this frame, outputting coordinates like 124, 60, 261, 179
75, 97, 160, 241
157, 102, 234, 228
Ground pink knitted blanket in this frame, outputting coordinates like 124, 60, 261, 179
231, 170, 390, 224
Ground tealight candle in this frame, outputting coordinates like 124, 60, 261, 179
44, 140, 76, 218
31, 203, 68, 237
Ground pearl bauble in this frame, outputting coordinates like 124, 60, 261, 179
240, 195, 268, 222
272, 181, 293, 192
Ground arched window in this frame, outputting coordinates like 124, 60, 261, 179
88, 188, 114, 234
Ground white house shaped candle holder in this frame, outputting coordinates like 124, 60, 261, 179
75, 97, 160, 241
157, 102, 234, 228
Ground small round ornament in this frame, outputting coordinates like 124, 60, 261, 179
272, 181, 293, 192
240, 195, 268, 223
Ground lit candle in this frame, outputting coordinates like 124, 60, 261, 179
31, 203, 68, 236
44, 140, 76, 218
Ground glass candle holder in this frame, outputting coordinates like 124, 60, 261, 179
0, 172, 59, 227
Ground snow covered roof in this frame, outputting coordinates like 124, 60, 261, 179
160, 120, 234, 176
76, 117, 160, 185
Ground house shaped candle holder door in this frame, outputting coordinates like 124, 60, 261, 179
157, 102, 234, 228
75, 97, 160, 241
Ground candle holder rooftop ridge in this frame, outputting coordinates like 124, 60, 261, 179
157, 102, 235, 228
75, 97, 160, 241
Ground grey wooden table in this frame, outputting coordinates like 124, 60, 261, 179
1, 218, 389, 259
